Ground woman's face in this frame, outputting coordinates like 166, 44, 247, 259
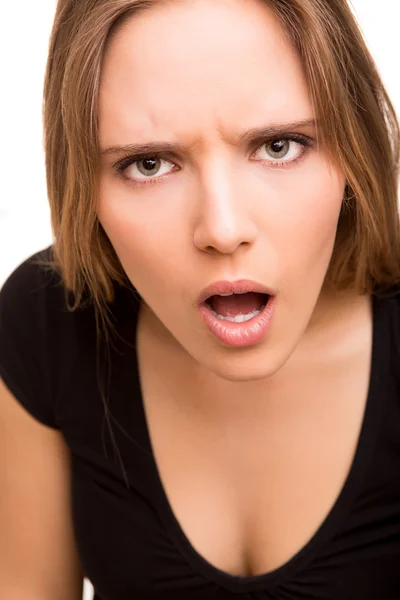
98, 0, 346, 383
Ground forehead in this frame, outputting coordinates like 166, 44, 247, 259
99, 0, 312, 146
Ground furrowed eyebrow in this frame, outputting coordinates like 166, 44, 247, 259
100, 119, 317, 157
236, 118, 317, 144
101, 141, 189, 156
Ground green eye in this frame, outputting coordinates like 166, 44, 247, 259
136, 157, 162, 176
265, 139, 290, 159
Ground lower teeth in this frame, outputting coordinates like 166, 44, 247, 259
209, 305, 266, 323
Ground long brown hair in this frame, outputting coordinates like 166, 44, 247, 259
43, 0, 400, 322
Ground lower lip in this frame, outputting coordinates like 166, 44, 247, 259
198, 296, 277, 348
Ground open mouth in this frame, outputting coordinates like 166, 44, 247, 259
198, 286, 277, 347
204, 291, 269, 323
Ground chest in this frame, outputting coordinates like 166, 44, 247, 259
136, 314, 372, 577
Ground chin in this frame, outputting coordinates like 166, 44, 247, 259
196, 343, 290, 384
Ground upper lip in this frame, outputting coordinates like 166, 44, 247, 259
196, 279, 276, 307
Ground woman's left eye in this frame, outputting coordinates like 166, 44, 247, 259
253, 137, 311, 165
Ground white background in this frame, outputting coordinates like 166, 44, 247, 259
0, 2, 399, 599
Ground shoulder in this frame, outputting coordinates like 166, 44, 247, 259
0, 246, 100, 334
373, 286, 400, 356
0, 247, 93, 429
0, 246, 63, 315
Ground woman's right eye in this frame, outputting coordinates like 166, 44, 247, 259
115, 156, 177, 186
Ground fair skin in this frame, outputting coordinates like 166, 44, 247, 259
0, 379, 84, 598
98, 0, 348, 388
97, 0, 372, 577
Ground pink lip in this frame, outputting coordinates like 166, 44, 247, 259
196, 279, 277, 348
196, 279, 277, 307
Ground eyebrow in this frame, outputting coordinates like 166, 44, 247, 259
100, 118, 317, 157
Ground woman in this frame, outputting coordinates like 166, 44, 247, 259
1, 0, 400, 598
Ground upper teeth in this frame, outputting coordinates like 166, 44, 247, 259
219, 291, 248, 297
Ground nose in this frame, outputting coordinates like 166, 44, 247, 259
192, 160, 259, 255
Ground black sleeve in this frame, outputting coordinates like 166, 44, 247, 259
0, 248, 60, 429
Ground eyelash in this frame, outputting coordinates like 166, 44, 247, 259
113, 133, 314, 188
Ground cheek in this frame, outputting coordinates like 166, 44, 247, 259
97, 181, 184, 286
279, 164, 344, 264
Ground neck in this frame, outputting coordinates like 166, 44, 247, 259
138, 288, 371, 419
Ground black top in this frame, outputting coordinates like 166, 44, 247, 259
1, 247, 400, 600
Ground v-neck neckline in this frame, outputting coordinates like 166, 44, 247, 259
131, 293, 387, 593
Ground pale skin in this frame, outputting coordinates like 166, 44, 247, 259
97, 0, 373, 578
0, 0, 373, 594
